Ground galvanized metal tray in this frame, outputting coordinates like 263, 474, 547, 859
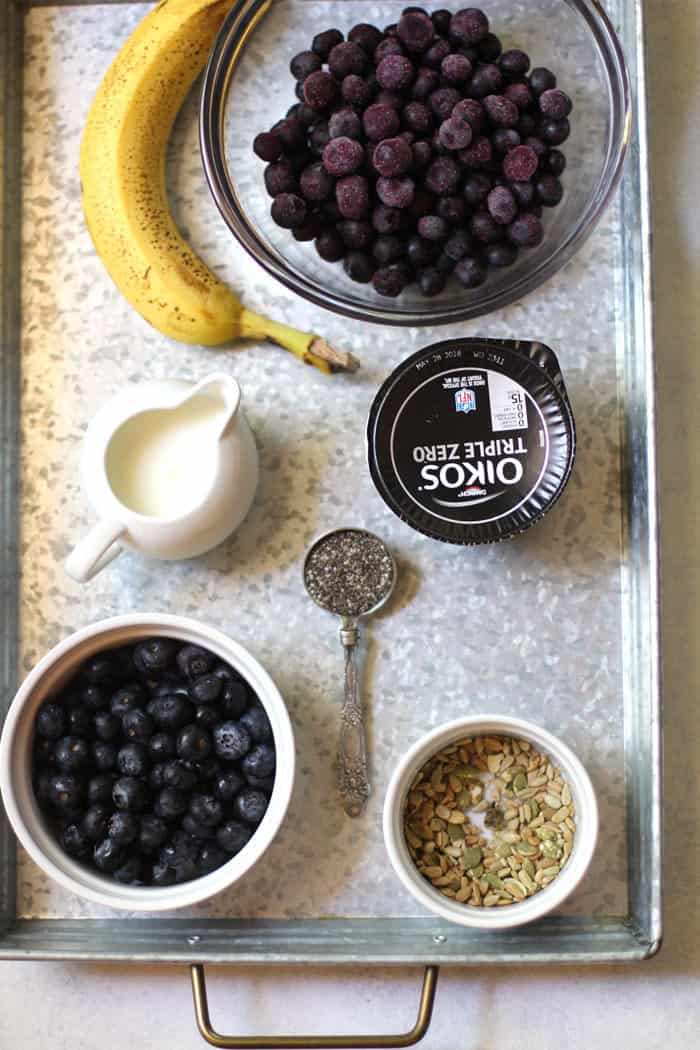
0, 0, 660, 1024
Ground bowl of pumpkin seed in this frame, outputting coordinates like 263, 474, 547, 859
383, 715, 598, 928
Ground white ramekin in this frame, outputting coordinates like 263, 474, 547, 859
383, 715, 598, 929
0, 614, 295, 912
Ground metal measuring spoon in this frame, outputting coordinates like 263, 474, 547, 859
303, 528, 397, 818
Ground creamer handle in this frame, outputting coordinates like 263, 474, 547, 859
65, 520, 125, 582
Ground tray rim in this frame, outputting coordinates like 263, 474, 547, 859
0, 0, 662, 964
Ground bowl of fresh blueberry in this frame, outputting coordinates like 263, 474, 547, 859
200, 1, 630, 324
0, 614, 294, 910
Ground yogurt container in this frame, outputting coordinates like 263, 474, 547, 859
367, 338, 576, 545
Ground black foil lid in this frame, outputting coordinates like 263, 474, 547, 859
367, 338, 576, 546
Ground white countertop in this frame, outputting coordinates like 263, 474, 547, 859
1, 1, 697, 1046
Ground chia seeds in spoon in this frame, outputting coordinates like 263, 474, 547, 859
304, 529, 395, 617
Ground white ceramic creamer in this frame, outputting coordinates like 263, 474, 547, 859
65, 374, 259, 582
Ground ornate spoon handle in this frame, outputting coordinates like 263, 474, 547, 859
337, 622, 370, 817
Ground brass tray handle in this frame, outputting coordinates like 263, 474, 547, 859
190, 964, 439, 1049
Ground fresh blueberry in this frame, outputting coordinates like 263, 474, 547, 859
216, 820, 253, 854
162, 760, 198, 792
214, 770, 245, 802
146, 694, 194, 732
219, 679, 250, 720
60, 823, 92, 861
34, 736, 54, 765
198, 844, 229, 875
93, 741, 118, 772
189, 793, 224, 828
107, 810, 139, 846
177, 725, 212, 761
149, 732, 176, 760
177, 645, 216, 680
244, 773, 276, 794
194, 757, 223, 782
110, 684, 147, 718
36, 703, 65, 739
87, 773, 117, 807
82, 804, 111, 842
151, 859, 177, 885
83, 655, 116, 686
139, 814, 169, 854
94, 838, 125, 873
54, 736, 90, 773
241, 744, 276, 780
213, 720, 252, 762
233, 788, 269, 826
149, 762, 168, 791
155, 787, 188, 822
112, 776, 150, 812
122, 708, 155, 742
94, 711, 121, 742
113, 855, 144, 884
133, 638, 176, 674
195, 705, 220, 731
117, 742, 149, 778
67, 707, 94, 738
182, 814, 215, 840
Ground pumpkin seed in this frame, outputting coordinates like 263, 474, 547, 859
463, 846, 483, 868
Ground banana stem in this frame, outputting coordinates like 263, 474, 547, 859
239, 309, 360, 374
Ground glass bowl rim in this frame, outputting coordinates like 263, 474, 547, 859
199, 0, 632, 327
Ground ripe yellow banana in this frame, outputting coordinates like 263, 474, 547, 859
80, 0, 358, 374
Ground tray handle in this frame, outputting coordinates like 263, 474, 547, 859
190, 963, 439, 1049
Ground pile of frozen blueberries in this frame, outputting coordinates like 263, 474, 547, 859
253, 7, 572, 299
32, 639, 275, 886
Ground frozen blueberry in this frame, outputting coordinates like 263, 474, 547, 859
423, 37, 450, 69
436, 195, 466, 224
198, 844, 229, 875
61, 823, 92, 860
335, 174, 370, 219
540, 117, 570, 145
323, 137, 364, 178
293, 213, 325, 243
429, 87, 461, 121
529, 67, 556, 96
438, 116, 472, 151
92, 741, 117, 772
341, 74, 372, 108
508, 212, 544, 247
471, 211, 503, 243
348, 22, 383, 54
397, 10, 434, 53
524, 135, 547, 160
139, 814, 169, 854
441, 53, 472, 84
535, 173, 564, 206
241, 743, 276, 780
503, 144, 539, 182
162, 760, 197, 789
233, 788, 269, 826
511, 180, 536, 208
372, 136, 413, 177
539, 87, 571, 119
296, 164, 332, 205
82, 804, 110, 842
432, 9, 452, 34
271, 193, 307, 229
458, 135, 492, 168
54, 736, 90, 773
504, 81, 533, 111
411, 68, 440, 101
328, 41, 366, 78
372, 264, 408, 297
417, 267, 446, 296
177, 725, 212, 761
272, 117, 306, 153
425, 156, 460, 195
410, 188, 436, 220
455, 255, 487, 287
107, 810, 139, 846
363, 103, 400, 142
375, 37, 405, 64
115, 742, 147, 778
133, 638, 176, 673
544, 149, 567, 176
372, 234, 404, 265
402, 101, 433, 135
147, 694, 194, 732
372, 203, 402, 234
487, 186, 517, 225
94, 838, 125, 873
303, 70, 337, 111
491, 128, 521, 154
290, 49, 321, 80
113, 776, 150, 812
376, 175, 415, 209
110, 684, 146, 718
478, 32, 502, 62
467, 62, 502, 98
463, 172, 492, 205
87, 773, 116, 807
149, 732, 176, 760
343, 251, 376, 283
216, 820, 252, 854
155, 787, 188, 822
499, 49, 530, 79
36, 703, 65, 740
450, 98, 484, 133
485, 240, 518, 267
315, 228, 346, 262
338, 220, 374, 250
189, 793, 224, 828
411, 140, 432, 171
449, 8, 489, 45
312, 27, 343, 59
406, 234, 438, 268
483, 94, 519, 127
213, 721, 251, 762
417, 215, 448, 241
444, 228, 474, 261
177, 645, 216, 680
517, 113, 537, 137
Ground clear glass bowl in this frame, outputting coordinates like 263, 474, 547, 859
200, 0, 631, 326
